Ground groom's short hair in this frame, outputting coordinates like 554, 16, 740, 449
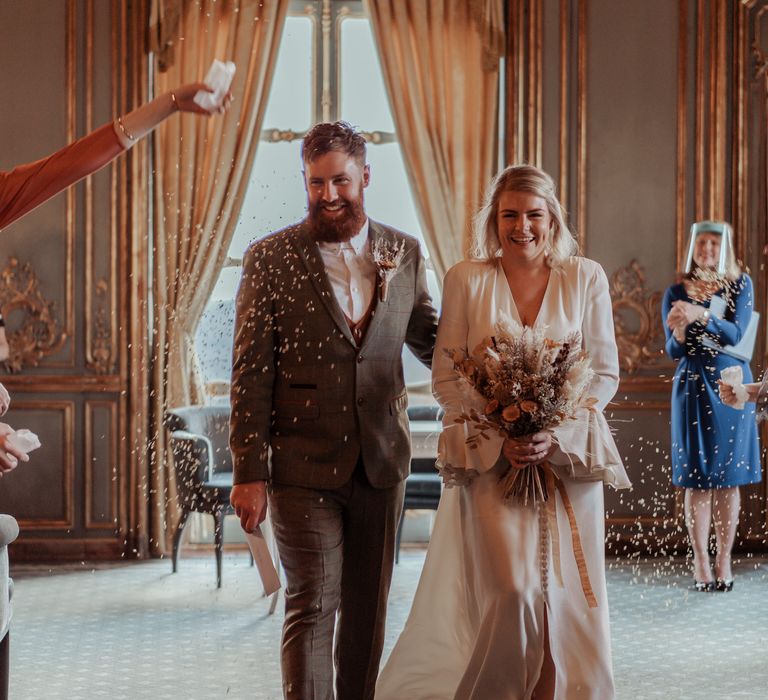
301, 121, 367, 168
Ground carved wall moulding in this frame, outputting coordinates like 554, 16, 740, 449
752, 5, 768, 79
86, 278, 115, 375
0, 258, 67, 373
610, 260, 668, 375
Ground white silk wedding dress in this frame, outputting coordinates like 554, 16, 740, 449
376, 257, 631, 700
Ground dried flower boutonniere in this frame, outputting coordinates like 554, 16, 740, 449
372, 237, 406, 302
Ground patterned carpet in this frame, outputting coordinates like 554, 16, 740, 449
7, 550, 768, 699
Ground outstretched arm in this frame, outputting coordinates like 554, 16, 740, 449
0, 82, 230, 230
115, 82, 229, 146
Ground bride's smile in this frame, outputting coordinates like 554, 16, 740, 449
497, 190, 551, 263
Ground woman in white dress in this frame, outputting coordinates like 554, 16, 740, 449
376, 165, 630, 700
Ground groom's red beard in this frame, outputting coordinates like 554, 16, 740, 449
307, 196, 366, 243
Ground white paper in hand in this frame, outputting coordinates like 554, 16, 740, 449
720, 366, 749, 409
6, 429, 41, 455
246, 526, 281, 596
194, 60, 236, 111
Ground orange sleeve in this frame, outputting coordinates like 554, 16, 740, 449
0, 123, 125, 231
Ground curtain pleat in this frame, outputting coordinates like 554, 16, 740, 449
149, 0, 289, 554
365, 0, 504, 281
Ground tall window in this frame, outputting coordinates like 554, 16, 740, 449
196, 0, 437, 399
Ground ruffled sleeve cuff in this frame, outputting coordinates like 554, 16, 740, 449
549, 409, 631, 489
435, 421, 505, 487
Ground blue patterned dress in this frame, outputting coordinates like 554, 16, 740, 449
662, 274, 761, 489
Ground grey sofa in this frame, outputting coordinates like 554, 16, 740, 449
0, 514, 19, 699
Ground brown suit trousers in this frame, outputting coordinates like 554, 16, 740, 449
270, 459, 404, 700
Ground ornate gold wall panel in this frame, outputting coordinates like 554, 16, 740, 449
609, 261, 667, 376
676, 0, 689, 268
509, 0, 768, 551
507, 0, 585, 243
733, 3, 749, 249
0, 258, 67, 373
604, 404, 682, 551
84, 0, 119, 376
0, 375, 121, 392
558, 0, 568, 203
85, 400, 119, 529
575, 0, 586, 246
121, 0, 153, 558
506, 0, 544, 166
0, 401, 75, 529
61, 0, 77, 369
1, 0, 766, 559
744, 0, 768, 544
0, 0, 118, 374
677, 0, 751, 263
0, 0, 136, 560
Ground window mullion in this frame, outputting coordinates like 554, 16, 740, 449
317, 0, 334, 122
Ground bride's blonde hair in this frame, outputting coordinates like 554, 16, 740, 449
470, 164, 578, 267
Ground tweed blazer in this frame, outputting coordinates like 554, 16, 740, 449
229, 219, 438, 490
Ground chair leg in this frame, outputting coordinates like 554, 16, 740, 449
268, 527, 281, 614
268, 589, 280, 615
268, 555, 282, 615
213, 509, 224, 589
395, 509, 405, 564
0, 632, 9, 700
172, 510, 190, 574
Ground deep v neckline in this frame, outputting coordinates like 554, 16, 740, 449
497, 262, 553, 328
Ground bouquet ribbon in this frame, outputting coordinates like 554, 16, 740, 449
541, 462, 598, 609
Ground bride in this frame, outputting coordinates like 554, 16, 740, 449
376, 165, 630, 700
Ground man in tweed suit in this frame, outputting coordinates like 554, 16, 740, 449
229, 121, 438, 700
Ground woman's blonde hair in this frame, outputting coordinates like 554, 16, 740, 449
470, 164, 578, 266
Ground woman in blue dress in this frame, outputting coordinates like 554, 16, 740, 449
662, 221, 761, 593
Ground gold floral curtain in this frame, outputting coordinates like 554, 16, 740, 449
364, 0, 504, 280
150, 0, 289, 554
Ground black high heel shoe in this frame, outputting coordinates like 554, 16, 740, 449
715, 578, 734, 592
694, 580, 715, 592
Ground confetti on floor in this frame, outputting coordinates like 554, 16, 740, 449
7, 550, 768, 699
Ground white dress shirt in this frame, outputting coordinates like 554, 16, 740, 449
317, 220, 377, 323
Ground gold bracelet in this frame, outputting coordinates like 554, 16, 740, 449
170, 91, 179, 111
116, 116, 135, 141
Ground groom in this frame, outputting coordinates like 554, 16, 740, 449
229, 121, 438, 700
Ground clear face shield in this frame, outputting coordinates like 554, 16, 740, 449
683, 220, 733, 277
